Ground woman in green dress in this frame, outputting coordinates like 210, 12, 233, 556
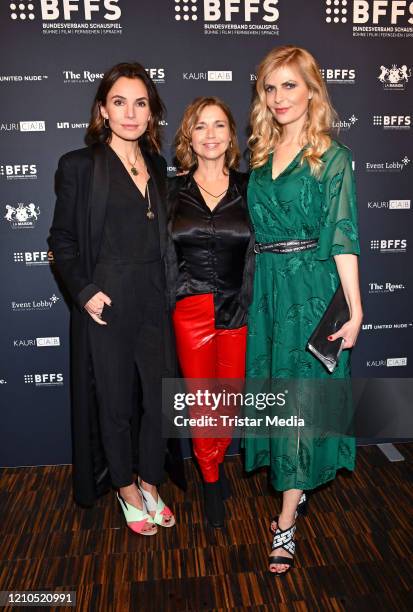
244, 46, 363, 575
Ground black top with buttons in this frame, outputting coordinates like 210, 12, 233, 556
167, 170, 254, 329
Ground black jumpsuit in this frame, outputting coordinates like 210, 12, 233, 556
88, 146, 166, 488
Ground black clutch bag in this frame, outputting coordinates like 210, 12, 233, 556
307, 284, 350, 373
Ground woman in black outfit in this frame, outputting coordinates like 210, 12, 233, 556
167, 97, 254, 527
50, 63, 175, 535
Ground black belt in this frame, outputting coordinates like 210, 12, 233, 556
254, 239, 318, 254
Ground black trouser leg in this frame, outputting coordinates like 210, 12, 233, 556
89, 316, 136, 489
134, 320, 167, 485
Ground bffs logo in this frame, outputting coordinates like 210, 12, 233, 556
370, 239, 407, 252
320, 68, 356, 85
325, 1, 413, 38
0, 163, 37, 180
10, 1, 123, 36
13, 251, 54, 265
175, 0, 280, 35
373, 115, 412, 129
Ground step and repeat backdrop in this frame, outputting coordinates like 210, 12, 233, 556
1, 0, 412, 466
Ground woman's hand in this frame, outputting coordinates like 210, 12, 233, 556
327, 314, 363, 349
84, 291, 112, 326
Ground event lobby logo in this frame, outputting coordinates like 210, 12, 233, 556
174, 0, 280, 36
332, 114, 358, 130
325, 1, 413, 38
11, 294, 60, 311
365, 155, 410, 172
9, 0, 123, 36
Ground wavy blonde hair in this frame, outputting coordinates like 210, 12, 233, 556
249, 46, 338, 174
175, 96, 240, 172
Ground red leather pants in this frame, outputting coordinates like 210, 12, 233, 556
173, 294, 247, 482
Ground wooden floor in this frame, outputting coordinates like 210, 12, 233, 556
1, 444, 412, 611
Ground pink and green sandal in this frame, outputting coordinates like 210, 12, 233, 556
138, 484, 176, 528
116, 492, 157, 536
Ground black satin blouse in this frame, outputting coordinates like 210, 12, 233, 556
167, 170, 255, 329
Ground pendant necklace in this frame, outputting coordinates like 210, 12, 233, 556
116, 147, 141, 176
145, 183, 155, 220
194, 180, 228, 199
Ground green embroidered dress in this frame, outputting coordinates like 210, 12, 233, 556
244, 141, 360, 491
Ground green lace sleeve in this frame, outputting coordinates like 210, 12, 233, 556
315, 146, 360, 261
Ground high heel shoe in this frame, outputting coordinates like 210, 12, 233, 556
219, 463, 231, 501
138, 482, 176, 528
269, 521, 296, 576
270, 492, 307, 534
204, 481, 225, 528
116, 492, 157, 536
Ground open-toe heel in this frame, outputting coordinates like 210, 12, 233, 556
269, 522, 296, 576
138, 483, 176, 528
116, 492, 157, 536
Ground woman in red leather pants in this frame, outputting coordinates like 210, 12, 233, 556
167, 97, 254, 527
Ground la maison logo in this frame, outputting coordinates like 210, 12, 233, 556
4, 202, 40, 228
378, 64, 411, 90
24, 372, 64, 387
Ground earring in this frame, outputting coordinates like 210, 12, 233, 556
103, 118, 110, 128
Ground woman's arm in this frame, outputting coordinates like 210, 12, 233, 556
50, 154, 109, 324
329, 254, 363, 348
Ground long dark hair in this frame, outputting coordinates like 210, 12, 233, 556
85, 62, 165, 152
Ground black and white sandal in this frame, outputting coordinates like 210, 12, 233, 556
270, 492, 307, 534
269, 522, 296, 575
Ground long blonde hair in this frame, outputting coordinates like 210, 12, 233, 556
249, 46, 338, 174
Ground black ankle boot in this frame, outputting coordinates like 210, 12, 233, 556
219, 463, 231, 501
204, 481, 225, 528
